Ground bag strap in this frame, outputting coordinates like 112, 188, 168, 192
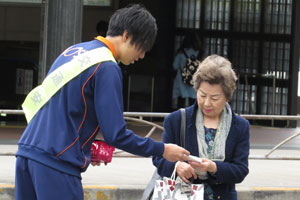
182, 49, 189, 59
182, 49, 199, 60
179, 108, 186, 148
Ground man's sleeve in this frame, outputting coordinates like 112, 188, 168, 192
93, 62, 164, 157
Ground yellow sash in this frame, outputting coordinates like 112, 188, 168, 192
22, 46, 116, 123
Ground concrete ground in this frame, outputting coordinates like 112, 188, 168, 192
0, 124, 300, 200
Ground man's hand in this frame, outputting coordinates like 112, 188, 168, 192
91, 162, 101, 166
163, 143, 190, 162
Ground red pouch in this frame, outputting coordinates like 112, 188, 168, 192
91, 140, 115, 165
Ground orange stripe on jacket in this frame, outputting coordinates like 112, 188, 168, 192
57, 63, 102, 157
81, 125, 99, 150
56, 136, 80, 157
77, 63, 102, 133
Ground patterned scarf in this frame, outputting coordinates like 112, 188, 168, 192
195, 103, 232, 179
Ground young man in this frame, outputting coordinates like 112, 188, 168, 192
15, 4, 189, 200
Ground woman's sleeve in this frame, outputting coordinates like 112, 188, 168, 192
206, 119, 250, 185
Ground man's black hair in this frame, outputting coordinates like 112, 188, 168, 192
107, 4, 157, 53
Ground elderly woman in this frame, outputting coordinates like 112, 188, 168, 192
153, 54, 250, 200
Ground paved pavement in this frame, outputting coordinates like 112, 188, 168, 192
0, 124, 300, 200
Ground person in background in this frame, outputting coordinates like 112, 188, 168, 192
96, 20, 108, 36
172, 32, 204, 109
15, 4, 189, 200
153, 54, 250, 200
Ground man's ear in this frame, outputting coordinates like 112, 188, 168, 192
122, 30, 129, 42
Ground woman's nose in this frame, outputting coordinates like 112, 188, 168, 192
204, 98, 211, 106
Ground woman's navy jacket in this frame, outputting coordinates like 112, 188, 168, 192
153, 103, 250, 200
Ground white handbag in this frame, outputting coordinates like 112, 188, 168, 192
151, 163, 204, 200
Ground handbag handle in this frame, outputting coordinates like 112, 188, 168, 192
171, 161, 181, 180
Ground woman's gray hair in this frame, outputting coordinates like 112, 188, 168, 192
192, 54, 237, 100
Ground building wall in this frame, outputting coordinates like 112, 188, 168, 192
82, 6, 115, 41
173, 0, 300, 127
0, 6, 40, 41
0, 3, 118, 112
0, 1, 299, 124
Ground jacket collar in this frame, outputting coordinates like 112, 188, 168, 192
184, 102, 238, 157
95, 36, 117, 59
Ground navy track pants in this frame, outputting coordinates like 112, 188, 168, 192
15, 156, 83, 200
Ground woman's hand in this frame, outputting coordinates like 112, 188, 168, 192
176, 162, 198, 183
188, 158, 217, 174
